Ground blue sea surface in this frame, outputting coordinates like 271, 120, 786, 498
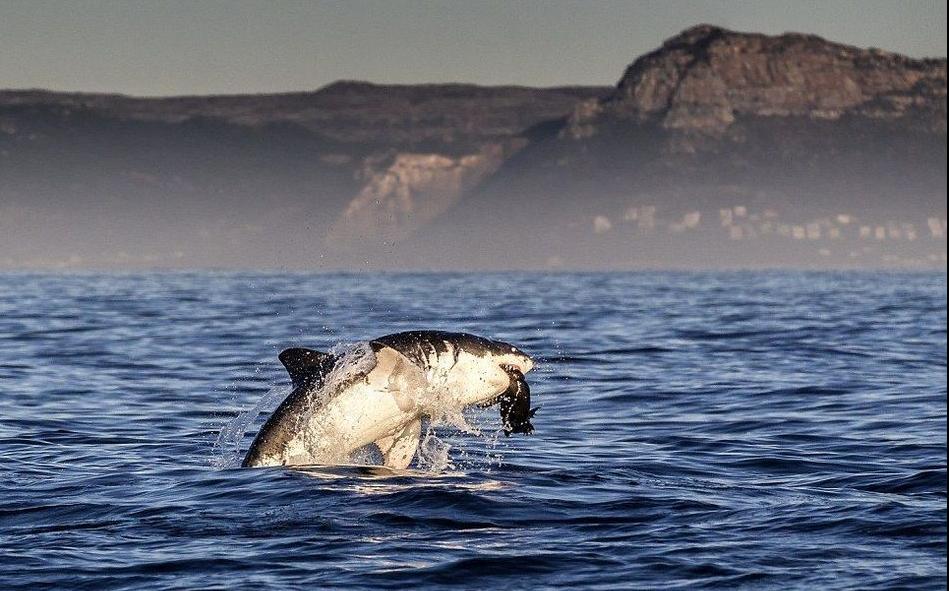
0, 271, 945, 590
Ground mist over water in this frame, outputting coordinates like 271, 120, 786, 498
0, 271, 945, 589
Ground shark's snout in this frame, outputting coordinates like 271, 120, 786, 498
498, 346, 534, 375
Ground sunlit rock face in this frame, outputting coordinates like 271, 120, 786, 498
326, 145, 507, 249
570, 24, 947, 137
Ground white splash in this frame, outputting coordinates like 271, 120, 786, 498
293, 341, 379, 465
210, 343, 375, 468
212, 382, 292, 468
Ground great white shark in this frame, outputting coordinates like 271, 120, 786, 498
242, 331, 536, 468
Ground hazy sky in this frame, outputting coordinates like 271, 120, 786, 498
1, 0, 946, 96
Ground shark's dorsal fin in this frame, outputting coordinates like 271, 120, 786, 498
278, 347, 335, 388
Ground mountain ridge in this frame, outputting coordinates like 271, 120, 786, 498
408, 24, 946, 269
1, 25, 945, 269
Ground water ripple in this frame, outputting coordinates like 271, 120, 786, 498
0, 271, 945, 590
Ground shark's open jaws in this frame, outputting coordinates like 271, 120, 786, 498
241, 331, 536, 469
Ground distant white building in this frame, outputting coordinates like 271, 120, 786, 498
927, 217, 945, 239
904, 223, 918, 241
806, 223, 821, 240
623, 206, 656, 229
638, 206, 656, 230
683, 211, 701, 229
593, 215, 612, 234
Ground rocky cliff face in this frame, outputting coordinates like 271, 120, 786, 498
419, 25, 946, 269
326, 144, 508, 248
565, 24, 946, 139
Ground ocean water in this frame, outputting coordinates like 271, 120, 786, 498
0, 271, 945, 590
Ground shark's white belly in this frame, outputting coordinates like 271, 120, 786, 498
281, 380, 409, 465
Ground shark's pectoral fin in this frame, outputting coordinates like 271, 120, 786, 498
375, 419, 421, 469
370, 344, 427, 412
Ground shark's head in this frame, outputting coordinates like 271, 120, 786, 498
367, 331, 538, 435
489, 341, 535, 376
478, 337, 536, 436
